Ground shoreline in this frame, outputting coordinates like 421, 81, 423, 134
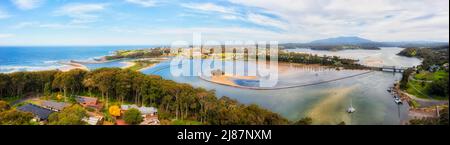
392, 82, 448, 124
121, 60, 158, 71
58, 61, 89, 72
198, 63, 374, 90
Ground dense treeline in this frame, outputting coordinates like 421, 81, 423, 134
397, 45, 449, 69
278, 51, 367, 69
399, 68, 415, 90
105, 48, 169, 60
280, 43, 381, 51
0, 69, 288, 125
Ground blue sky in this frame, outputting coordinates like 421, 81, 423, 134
0, 0, 448, 45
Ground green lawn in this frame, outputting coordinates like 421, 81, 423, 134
170, 120, 203, 125
407, 70, 449, 100
414, 70, 447, 81
126, 61, 158, 71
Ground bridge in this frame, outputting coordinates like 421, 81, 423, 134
369, 66, 410, 73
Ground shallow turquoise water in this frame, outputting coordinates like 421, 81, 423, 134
0, 46, 150, 73
142, 60, 410, 125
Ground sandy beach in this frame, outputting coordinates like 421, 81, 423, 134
306, 85, 357, 124
204, 62, 330, 87
59, 62, 89, 72
208, 74, 258, 87
121, 61, 136, 69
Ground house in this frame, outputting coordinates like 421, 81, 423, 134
121, 105, 158, 117
83, 112, 104, 125
76, 96, 101, 111
82, 116, 103, 125
116, 119, 128, 125
17, 103, 55, 121
140, 116, 160, 125
429, 65, 440, 72
41, 100, 70, 112
76, 96, 98, 106
443, 63, 449, 70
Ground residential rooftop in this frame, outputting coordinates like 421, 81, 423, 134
17, 104, 55, 120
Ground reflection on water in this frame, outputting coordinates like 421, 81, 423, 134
90, 48, 418, 124
234, 79, 260, 87
286, 47, 422, 67
141, 59, 410, 125
85, 60, 127, 70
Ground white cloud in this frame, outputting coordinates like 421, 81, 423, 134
0, 34, 15, 39
181, 3, 237, 15
55, 3, 107, 24
229, 0, 450, 42
0, 9, 11, 19
107, 26, 306, 44
12, 21, 89, 29
247, 13, 288, 30
125, 0, 157, 7
11, 0, 44, 10
181, 3, 288, 30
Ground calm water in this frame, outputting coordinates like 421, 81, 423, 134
286, 47, 422, 67
0, 46, 149, 73
1, 46, 421, 124
142, 60, 410, 125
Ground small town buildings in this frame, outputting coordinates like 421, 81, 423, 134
41, 100, 70, 112
82, 116, 103, 125
76, 96, 98, 106
120, 104, 159, 125
443, 63, 449, 70
17, 103, 55, 121
76, 96, 102, 111
429, 65, 440, 72
140, 116, 160, 125
116, 119, 128, 125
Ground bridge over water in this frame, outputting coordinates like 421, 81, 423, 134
368, 66, 410, 73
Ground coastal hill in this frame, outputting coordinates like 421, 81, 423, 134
310, 36, 374, 45
281, 36, 448, 51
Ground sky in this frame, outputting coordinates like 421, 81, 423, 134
0, 0, 448, 46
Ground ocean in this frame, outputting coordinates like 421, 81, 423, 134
0, 46, 151, 73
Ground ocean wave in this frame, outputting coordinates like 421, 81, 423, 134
43, 60, 58, 64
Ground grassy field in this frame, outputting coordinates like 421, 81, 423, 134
127, 60, 158, 71
170, 119, 203, 125
407, 70, 449, 100
414, 70, 447, 81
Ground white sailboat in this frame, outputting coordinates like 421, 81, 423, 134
347, 98, 356, 113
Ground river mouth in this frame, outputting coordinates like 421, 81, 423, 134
197, 61, 373, 90
233, 79, 260, 87
89, 47, 419, 125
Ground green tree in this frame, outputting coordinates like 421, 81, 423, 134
400, 68, 414, 89
439, 107, 449, 125
52, 69, 86, 98
428, 76, 449, 97
0, 110, 34, 125
0, 101, 10, 112
338, 121, 346, 125
49, 105, 87, 125
123, 108, 143, 125
294, 117, 313, 125
0, 74, 11, 97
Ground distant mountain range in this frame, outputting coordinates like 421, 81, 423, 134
310, 36, 374, 45
281, 36, 449, 51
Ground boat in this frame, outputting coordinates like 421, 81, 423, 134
394, 98, 403, 104
347, 99, 356, 113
